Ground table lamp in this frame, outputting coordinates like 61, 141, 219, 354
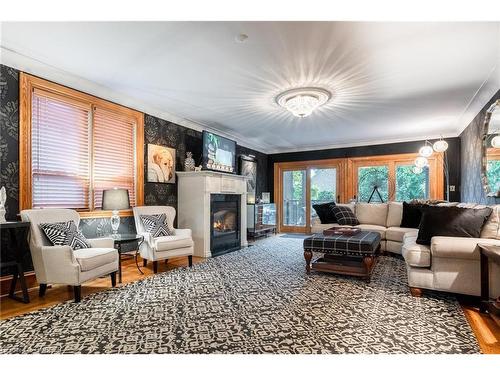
102, 188, 130, 236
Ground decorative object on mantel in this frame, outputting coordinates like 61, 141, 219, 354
276, 87, 331, 118
184, 152, 196, 172
102, 188, 130, 236
481, 99, 500, 198
0, 186, 6, 224
147, 144, 176, 183
239, 155, 257, 204
194, 165, 202, 172
261, 192, 271, 204
413, 137, 450, 200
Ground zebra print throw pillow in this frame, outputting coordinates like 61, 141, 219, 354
140, 213, 174, 238
39, 221, 91, 250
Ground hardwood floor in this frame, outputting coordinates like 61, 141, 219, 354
1, 252, 498, 354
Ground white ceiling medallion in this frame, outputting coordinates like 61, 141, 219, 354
276, 87, 331, 118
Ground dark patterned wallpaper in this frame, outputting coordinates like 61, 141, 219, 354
0, 64, 269, 239
0, 65, 20, 221
460, 89, 500, 204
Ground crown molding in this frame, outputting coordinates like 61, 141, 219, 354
0, 46, 269, 154
454, 46, 500, 136
266, 132, 459, 155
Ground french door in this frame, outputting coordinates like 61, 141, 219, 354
274, 160, 346, 233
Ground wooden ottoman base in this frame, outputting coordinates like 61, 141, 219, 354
304, 250, 377, 282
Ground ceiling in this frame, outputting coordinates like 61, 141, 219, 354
1, 22, 499, 153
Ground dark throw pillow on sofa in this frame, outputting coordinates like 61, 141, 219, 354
312, 201, 337, 223
416, 206, 493, 245
332, 206, 359, 226
401, 202, 428, 228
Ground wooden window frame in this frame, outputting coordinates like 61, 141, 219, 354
19, 73, 144, 218
274, 159, 347, 234
273, 153, 444, 233
347, 153, 444, 201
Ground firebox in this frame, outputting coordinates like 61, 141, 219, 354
210, 194, 241, 256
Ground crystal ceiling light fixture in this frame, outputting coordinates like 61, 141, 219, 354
276, 87, 331, 118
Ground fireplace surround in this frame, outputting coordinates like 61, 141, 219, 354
177, 171, 248, 257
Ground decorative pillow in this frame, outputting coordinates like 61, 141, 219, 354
416, 206, 493, 245
312, 201, 337, 224
401, 202, 427, 228
140, 213, 174, 237
39, 221, 91, 250
332, 206, 359, 226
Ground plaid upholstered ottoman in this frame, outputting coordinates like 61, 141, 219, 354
303, 231, 381, 281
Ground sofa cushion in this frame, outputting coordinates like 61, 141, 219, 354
431, 236, 500, 260
140, 213, 175, 237
332, 206, 359, 226
416, 206, 493, 245
39, 220, 91, 250
480, 205, 500, 239
386, 226, 419, 242
402, 237, 431, 267
354, 224, 386, 239
356, 203, 388, 227
312, 201, 337, 224
154, 235, 194, 252
401, 202, 426, 228
74, 247, 117, 271
311, 223, 341, 234
386, 202, 403, 227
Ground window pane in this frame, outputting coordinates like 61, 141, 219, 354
282, 170, 306, 226
32, 93, 91, 209
93, 108, 136, 208
310, 168, 336, 222
396, 165, 429, 201
487, 160, 500, 195
357, 166, 388, 202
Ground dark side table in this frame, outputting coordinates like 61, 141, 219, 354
111, 234, 144, 283
478, 243, 500, 319
0, 221, 31, 303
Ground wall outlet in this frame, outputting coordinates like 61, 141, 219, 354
449, 185, 456, 192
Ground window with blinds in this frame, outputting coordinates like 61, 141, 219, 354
29, 87, 138, 211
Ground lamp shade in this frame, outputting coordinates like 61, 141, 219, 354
102, 188, 130, 211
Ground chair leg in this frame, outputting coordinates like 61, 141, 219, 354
143, 259, 147, 267
164, 259, 168, 264
74, 285, 82, 303
188, 255, 193, 267
39, 283, 47, 297
153, 261, 158, 273
110, 271, 117, 287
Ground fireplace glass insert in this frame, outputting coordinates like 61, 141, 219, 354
210, 194, 241, 256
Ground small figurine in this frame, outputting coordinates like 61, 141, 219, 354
0, 186, 6, 223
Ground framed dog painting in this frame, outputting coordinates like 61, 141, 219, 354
147, 144, 176, 183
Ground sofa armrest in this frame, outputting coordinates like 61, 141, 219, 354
431, 236, 500, 260
87, 237, 114, 248
174, 228, 192, 238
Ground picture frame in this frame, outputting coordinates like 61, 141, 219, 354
147, 144, 176, 184
239, 156, 257, 196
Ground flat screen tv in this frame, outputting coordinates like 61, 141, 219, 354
202, 131, 237, 173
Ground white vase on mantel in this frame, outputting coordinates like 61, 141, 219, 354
184, 152, 196, 172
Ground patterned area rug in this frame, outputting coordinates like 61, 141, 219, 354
0, 237, 479, 354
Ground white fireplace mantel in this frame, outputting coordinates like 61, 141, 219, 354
176, 171, 249, 257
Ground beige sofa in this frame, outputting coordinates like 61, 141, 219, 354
312, 202, 417, 254
312, 202, 500, 298
402, 205, 500, 298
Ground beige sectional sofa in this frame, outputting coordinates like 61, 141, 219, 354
311, 202, 500, 298
311, 202, 417, 254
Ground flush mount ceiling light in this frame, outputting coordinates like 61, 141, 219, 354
276, 87, 331, 118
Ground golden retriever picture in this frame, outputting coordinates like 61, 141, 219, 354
147, 144, 176, 183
